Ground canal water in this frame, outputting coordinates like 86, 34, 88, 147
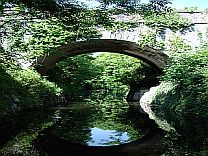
0, 98, 208, 156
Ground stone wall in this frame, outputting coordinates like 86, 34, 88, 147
139, 85, 176, 132
101, 12, 208, 49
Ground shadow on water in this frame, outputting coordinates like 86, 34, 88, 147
152, 106, 208, 155
31, 101, 164, 156
0, 108, 53, 149
0, 99, 166, 156
2, 99, 208, 155
34, 127, 164, 156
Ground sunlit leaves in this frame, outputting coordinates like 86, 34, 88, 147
138, 30, 165, 49
159, 49, 208, 116
88, 53, 150, 98
144, 11, 193, 31
47, 54, 99, 98
138, 1, 193, 32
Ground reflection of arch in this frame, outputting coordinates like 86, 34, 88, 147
36, 128, 164, 155
36, 39, 168, 75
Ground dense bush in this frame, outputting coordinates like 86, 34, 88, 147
46, 53, 154, 101
152, 49, 208, 116
138, 1, 193, 32
12, 68, 62, 105
0, 60, 61, 119
88, 53, 155, 99
46, 54, 99, 100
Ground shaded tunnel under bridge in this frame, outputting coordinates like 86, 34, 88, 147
36, 39, 169, 74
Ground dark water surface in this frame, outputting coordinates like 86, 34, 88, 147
0, 99, 208, 156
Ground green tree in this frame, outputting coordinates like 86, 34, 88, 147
153, 49, 208, 116
138, 0, 193, 32
88, 53, 155, 99
47, 54, 100, 100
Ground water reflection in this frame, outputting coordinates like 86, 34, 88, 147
47, 101, 156, 146
31, 100, 162, 156
87, 127, 129, 146
152, 106, 208, 155
2, 97, 208, 155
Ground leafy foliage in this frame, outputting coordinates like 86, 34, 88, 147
0, 0, 200, 120
86, 53, 156, 101
182, 6, 198, 12
12, 68, 62, 104
45, 50, 159, 103
27, 19, 100, 58
138, 1, 193, 32
138, 29, 165, 49
1, 3, 139, 64
144, 11, 193, 32
163, 50, 208, 89
0, 0, 160, 118
46, 52, 153, 101
97, 0, 140, 8
154, 49, 208, 116
0, 53, 61, 118
166, 35, 192, 56
0, 0, 141, 14
47, 54, 99, 100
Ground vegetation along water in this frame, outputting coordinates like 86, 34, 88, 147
0, 0, 208, 156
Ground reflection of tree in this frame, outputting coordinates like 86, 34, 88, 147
47, 54, 100, 101
42, 97, 159, 146
152, 106, 208, 155
165, 116, 208, 155
92, 98, 158, 144
0, 110, 55, 155
51, 103, 99, 145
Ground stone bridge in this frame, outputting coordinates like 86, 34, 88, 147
35, 12, 208, 74
36, 39, 168, 75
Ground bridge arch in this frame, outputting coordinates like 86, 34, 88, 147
36, 39, 169, 74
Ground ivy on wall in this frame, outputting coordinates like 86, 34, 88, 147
138, 1, 194, 32
143, 11, 193, 32
137, 30, 165, 49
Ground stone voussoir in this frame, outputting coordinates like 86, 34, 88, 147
36, 39, 168, 75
